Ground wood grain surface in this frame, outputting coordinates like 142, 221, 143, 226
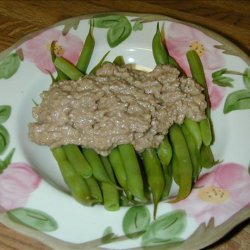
0, 0, 249, 249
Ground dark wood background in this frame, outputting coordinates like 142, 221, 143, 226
0, 0, 249, 249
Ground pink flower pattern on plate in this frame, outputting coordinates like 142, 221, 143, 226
0, 163, 41, 211
166, 23, 226, 110
171, 163, 250, 226
20, 28, 83, 74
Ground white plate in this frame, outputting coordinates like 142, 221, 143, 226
0, 13, 249, 250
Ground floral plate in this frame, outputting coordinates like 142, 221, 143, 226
0, 12, 249, 250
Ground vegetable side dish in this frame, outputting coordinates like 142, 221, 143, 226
28, 22, 216, 217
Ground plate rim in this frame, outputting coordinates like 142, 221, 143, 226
0, 11, 249, 64
0, 11, 249, 250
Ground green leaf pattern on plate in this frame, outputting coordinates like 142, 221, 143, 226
0, 53, 21, 79
213, 77, 234, 87
0, 124, 10, 155
132, 21, 143, 31
223, 89, 250, 113
92, 14, 132, 47
243, 67, 250, 89
62, 18, 80, 35
0, 148, 15, 173
122, 206, 151, 238
212, 68, 234, 87
141, 210, 186, 247
107, 17, 132, 48
0, 105, 11, 123
101, 226, 117, 243
0, 105, 11, 156
7, 208, 58, 232
92, 14, 123, 28
212, 67, 250, 112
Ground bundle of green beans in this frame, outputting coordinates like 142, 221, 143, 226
48, 22, 216, 216
152, 22, 216, 202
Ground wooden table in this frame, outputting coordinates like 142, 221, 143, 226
0, 1, 249, 249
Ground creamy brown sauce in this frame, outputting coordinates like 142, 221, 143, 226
29, 63, 206, 155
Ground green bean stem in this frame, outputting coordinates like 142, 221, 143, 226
54, 57, 84, 80
118, 144, 145, 202
89, 51, 110, 74
51, 147, 95, 206
62, 144, 92, 178
169, 124, 193, 202
142, 148, 165, 219
76, 24, 95, 74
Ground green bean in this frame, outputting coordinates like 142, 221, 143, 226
108, 148, 127, 190
101, 155, 131, 201
54, 57, 84, 80
51, 147, 95, 206
186, 50, 206, 87
152, 22, 169, 65
50, 41, 69, 81
186, 50, 214, 146
76, 24, 95, 74
183, 118, 202, 151
101, 182, 120, 211
186, 50, 211, 116
118, 144, 145, 202
162, 163, 172, 199
85, 176, 103, 203
142, 148, 165, 219
113, 55, 125, 66
171, 153, 180, 185
82, 148, 114, 185
200, 144, 216, 169
152, 23, 185, 74
100, 156, 116, 183
62, 144, 92, 178
181, 124, 201, 181
199, 118, 212, 146
89, 51, 110, 74
169, 124, 193, 202
157, 136, 172, 167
